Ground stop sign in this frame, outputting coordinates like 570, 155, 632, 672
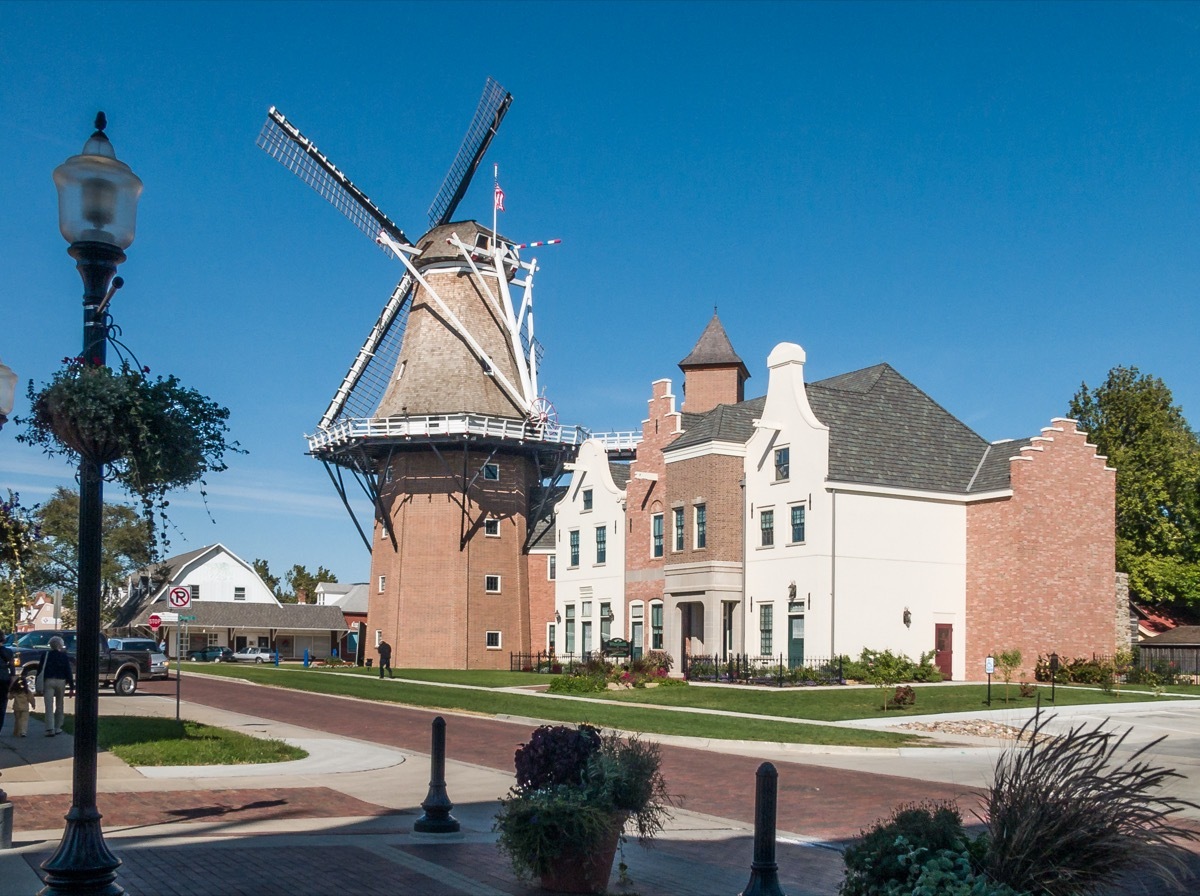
148, 613, 162, 631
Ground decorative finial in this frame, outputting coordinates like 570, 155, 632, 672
94, 111, 107, 132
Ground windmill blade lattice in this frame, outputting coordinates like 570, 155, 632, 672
257, 107, 409, 255
427, 78, 513, 228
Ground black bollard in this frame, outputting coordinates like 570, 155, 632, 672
414, 716, 460, 833
739, 762, 787, 896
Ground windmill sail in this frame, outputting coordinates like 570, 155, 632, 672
427, 78, 513, 228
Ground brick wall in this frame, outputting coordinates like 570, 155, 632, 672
368, 448, 536, 669
665, 453, 745, 564
681, 367, 744, 414
625, 381, 682, 640
528, 550, 554, 652
966, 420, 1117, 680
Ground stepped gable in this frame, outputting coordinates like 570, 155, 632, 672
375, 220, 526, 421
679, 312, 750, 378
807, 363, 989, 493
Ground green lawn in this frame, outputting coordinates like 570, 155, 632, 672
60, 715, 307, 766
182, 664, 1184, 747
185, 663, 923, 747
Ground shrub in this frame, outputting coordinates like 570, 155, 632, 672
889, 685, 916, 708
841, 801, 973, 894
513, 723, 602, 790
547, 674, 606, 695
981, 711, 1200, 895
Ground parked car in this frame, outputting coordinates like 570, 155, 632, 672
108, 638, 170, 680
186, 646, 233, 663
12, 630, 152, 696
232, 646, 272, 664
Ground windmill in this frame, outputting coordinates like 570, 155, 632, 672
257, 78, 584, 668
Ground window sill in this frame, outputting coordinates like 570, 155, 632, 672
757, 544, 775, 551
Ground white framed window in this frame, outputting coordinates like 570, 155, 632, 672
484, 517, 500, 537
790, 504, 806, 544
565, 606, 576, 653
651, 601, 664, 649
569, 529, 580, 567
774, 446, 790, 481
381, 524, 389, 540
190, 584, 200, 601
600, 602, 612, 640
483, 462, 500, 481
760, 508, 775, 547
548, 555, 557, 580
378, 575, 386, 593
673, 508, 684, 551
582, 600, 592, 618
651, 513, 664, 558
582, 488, 593, 511
374, 629, 382, 647
485, 631, 502, 649
694, 503, 707, 549
595, 525, 607, 564
234, 587, 246, 601
760, 604, 774, 654
206, 633, 220, 647
485, 574, 501, 593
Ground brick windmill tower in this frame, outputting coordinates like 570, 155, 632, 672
258, 80, 571, 668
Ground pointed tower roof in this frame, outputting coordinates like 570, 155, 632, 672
678, 312, 750, 379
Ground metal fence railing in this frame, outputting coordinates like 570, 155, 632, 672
682, 653, 845, 687
509, 651, 602, 674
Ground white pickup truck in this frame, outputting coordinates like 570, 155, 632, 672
232, 646, 272, 664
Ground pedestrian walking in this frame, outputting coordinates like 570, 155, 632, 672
0, 630, 12, 733
42, 635, 74, 736
8, 675, 36, 737
378, 640, 393, 679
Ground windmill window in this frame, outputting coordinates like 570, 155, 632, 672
378, 575, 386, 593
485, 574, 501, 593
484, 518, 500, 537
383, 465, 393, 483
485, 631, 502, 649
395, 361, 406, 381
483, 463, 500, 481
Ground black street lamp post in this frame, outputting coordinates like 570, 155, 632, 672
40, 112, 141, 896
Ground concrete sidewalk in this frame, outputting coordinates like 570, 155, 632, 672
0, 691, 847, 896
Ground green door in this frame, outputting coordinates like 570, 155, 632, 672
788, 615, 805, 669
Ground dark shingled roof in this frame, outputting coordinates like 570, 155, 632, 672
969, 439, 1034, 493
608, 461, 631, 490
126, 601, 348, 631
679, 313, 750, 378
665, 362, 1029, 495
1141, 626, 1200, 646
528, 485, 566, 551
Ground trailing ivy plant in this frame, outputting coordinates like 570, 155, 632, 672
18, 356, 241, 557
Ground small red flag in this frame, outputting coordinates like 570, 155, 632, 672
494, 181, 505, 212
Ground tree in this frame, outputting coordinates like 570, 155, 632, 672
996, 648, 1022, 704
281, 564, 337, 604
21, 486, 152, 623
1, 491, 42, 631
252, 558, 284, 601
1069, 367, 1200, 608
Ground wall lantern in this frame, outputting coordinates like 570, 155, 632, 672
555, 611, 562, 624
902, 607, 912, 628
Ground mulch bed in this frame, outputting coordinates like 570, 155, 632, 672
11, 786, 403, 832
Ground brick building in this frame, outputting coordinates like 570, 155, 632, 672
550, 315, 1123, 681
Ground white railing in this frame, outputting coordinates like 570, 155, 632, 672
306, 414, 642, 455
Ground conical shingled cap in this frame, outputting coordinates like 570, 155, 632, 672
679, 312, 750, 380
376, 221, 527, 420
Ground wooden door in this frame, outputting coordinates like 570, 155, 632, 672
935, 624, 953, 680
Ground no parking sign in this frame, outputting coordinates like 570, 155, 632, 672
168, 586, 191, 609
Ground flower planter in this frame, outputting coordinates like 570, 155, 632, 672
538, 817, 623, 894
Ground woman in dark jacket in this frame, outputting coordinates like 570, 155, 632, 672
42, 636, 74, 736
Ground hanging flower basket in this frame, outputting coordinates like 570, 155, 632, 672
18, 357, 241, 554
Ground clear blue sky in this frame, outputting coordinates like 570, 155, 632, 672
3, 1, 1198, 585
